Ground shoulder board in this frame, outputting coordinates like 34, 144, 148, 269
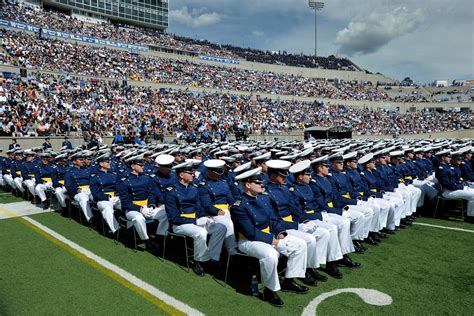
192, 184, 198, 188
90, 173, 96, 177
233, 200, 241, 207
342, 171, 346, 174
289, 187, 294, 192
327, 173, 332, 176
119, 169, 124, 173
262, 192, 268, 195
360, 172, 365, 175
199, 181, 206, 186
450, 167, 454, 169
120, 177, 127, 181
439, 166, 443, 169
52, 165, 57, 169
461, 162, 465, 164
310, 179, 316, 183
234, 182, 238, 186
166, 186, 174, 191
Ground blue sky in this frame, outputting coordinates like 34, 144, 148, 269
167, 0, 473, 84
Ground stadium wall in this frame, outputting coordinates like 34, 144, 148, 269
2, 65, 473, 112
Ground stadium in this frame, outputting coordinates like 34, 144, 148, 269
0, 0, 473, 315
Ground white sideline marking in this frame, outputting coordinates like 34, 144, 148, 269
413, 222, 474, 233
22, 216, 204, 316
302, 288, 392, 316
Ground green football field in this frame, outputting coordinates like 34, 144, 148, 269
0, 193, 473, 315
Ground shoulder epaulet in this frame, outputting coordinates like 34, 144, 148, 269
199, 181, 206, 186
310, 179, 316, 183
327, 173, 332, 176
192, 183, 198, 188
233, 200, 241, 207
120, 177, 127, 181
262, 192, 268, 195
342, 171, 346, 174
289, 187, 295, 192
166, 186, 174, 192
438, 166, 443, 169
360, 172, 365, 175
150, 174, 155, 178
234, 182, 238, 186
90, 173, 96, 177
461, 162, 465, 164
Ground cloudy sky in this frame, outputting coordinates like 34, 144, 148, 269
167, 0, 473, 84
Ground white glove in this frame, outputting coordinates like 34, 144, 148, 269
299, 221, 317, 234
140, 206, 154, 218
275, 235, 298, 253
109, 196, 120, 204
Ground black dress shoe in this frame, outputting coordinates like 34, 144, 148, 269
204, 259, 221, 271
325, 262, 343, 279
307, 268, 327, 282
300, 273, 316, 286
370, 232, 381, 243
192, 261, 205, 277
401, 219, 413, 226
377, 232, 388, 239
263, 287, 284, 307
338, 255, 361, 268
353, 241, 365, 253
40, 201, 50, 210
382, 228, 396, 234
364, 236, 379, 246
281, 278, 309, 294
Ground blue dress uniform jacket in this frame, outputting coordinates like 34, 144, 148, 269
10, 160, 23, 178
64, 166, 91, 196
2, 158, 12, 175
198, 178, 235, 216
21, 160, 38, 180
117, 173, 158, 212
286, 182, 323, 222
328, 168, 359, 205
165, 182, 204, 226
309, 175, 344, 215
152, 171, 177, 196
266, 182, 303, 225
359, 169, 384, 198
230, 193, 295, 244
90, 170, 119, 202
345, 168, 369, 200
460, 160, 474, 181
34, 163, 58, 185
435, 164, 463, 190
54, 164, 70, 188
62, 140, 73, 150
143, 162, 157, 175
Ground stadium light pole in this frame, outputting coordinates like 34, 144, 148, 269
308, 0, 324, 57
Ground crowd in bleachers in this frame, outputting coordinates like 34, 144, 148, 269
0, 1, 359, 70
0, 75, 472, 139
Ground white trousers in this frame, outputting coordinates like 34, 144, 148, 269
395, 186, 413, 217
212, 211, 237, 255
442, 187, 474, 216
126, 205, 168, 240
238, 235, 307, 292
4, 174, 14, 189
363, 198, 390, 230
55, 187, 67, 207
74, 190, 93, 221
35, 182, 53, 202
324, 213, 354, 255
0, 172, 3, 186
288, 227, 320, 269
173, 217, 226, 262
13, 177, 24, 192
383, 192, 405, 228
97, 200, 120, 233
24, 179, 36, 196
342, 207, 369, 240
412, 179, 428, 207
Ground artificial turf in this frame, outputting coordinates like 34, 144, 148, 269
1, 205, 473, 315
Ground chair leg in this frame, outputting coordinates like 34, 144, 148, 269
133, 229, 137, 252
184, 237, 189, 271
225, 253, 231, 283
433, 198, 440, 218
162, 235, 167, 259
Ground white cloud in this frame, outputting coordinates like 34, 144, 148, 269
252, 31, 265, 37
170, 6, 223, 27
335, 7, 425, 56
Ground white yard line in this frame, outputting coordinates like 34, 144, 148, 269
413, 222, 474, 233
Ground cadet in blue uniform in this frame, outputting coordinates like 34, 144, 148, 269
11, 150, 25, 192
90, 154, 120, 233
165, 161, 226, 276
310, 156, 366, 247
3, 150, 15, 189
436, 150, 474, 220
65, 152, 93, 221
53, 153, 70, 208
459, 147, 474, 182
328, 153, 379, 245
117, 155, 166, 253
0, 148, 5, 187
34, 152, 58, 209
266, 159, 330, 284
42, 137, 53, 151
62, 136, 73, 150
21, 150, 39, 198
198, 159, 238, 255
231, 167, 308, 307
